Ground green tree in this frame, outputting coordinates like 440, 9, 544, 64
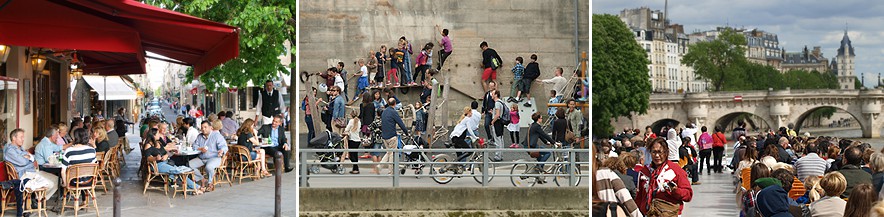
592, 14, 651, 137
144, 0, 295, 91
683, 28, 748, 91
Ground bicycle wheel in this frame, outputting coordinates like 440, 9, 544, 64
471, 153, 496, 184
510, 161, 538, 187
431, 154, 455, 184
553, 164, 582, 186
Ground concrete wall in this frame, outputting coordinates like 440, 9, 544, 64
299, 187, 589, 212
299, 0, 589, 127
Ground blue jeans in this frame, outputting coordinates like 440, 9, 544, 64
484, 114, 492, 140
305, 115, 315, 143
157, 161, 199, 190
402, 55, 413, 84
536, 151, 551, 168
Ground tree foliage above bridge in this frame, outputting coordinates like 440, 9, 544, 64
683, 27, 747, 91
592, 14, 651, 137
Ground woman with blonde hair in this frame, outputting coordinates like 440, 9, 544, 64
92, 128, 110, 153
448, 107, 476, 164
809, 171, 848, 216
55, 123, 70, 146
237, 118, 270, 177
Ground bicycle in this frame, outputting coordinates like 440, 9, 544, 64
430, 138, 496, 184
510, 142, 582, 187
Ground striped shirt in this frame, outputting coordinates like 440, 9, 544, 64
61, 145, 97, 166
596, 168, 643, 217
794, 153, 829, 181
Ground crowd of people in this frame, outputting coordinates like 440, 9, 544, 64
302, 34, 589, 175
593, 119, 884, 217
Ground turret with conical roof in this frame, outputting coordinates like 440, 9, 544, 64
835, 29, 856, 89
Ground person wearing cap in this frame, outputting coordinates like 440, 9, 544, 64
755, 178, 792, 217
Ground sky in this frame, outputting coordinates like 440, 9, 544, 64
593, 0, 884, 88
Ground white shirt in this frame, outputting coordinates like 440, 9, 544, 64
681, 127, 697, 146
186, 127, 199, 145
541, 76, 568, 96
334, 75, 345, 90
468, 109, 482, 132
450, 116, 476, 139
345, 119, 361, 141
360, 66, 368, 78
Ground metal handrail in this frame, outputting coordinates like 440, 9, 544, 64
298, 147, 591, 187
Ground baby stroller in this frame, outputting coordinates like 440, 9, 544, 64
399, 135, 430, 178
308, 130, 345, 174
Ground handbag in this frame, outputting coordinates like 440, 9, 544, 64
333, 118, 347, 128
564, 120, 576, 143
647, 198, 679, 217
528, 151, 541, 158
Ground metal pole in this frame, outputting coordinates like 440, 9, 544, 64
300, 151, 308, 187
104, 76, 108, 118
481, 148, 488, 186
113, 178, 121, 217
275, 151, 283, 217
574, 0, 579, 67
393, 146, 400, 187
569, 148, 576, 187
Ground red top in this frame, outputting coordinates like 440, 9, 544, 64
636, 160, 693, 215
712, 132, 727, 148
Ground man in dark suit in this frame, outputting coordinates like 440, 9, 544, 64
258, 115, 292, 173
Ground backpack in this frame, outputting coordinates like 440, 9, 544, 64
300, 98, 307, 111
497, 101, 511, 125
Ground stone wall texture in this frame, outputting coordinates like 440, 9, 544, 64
299, 0, 588, 126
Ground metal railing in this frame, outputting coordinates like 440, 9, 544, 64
298, 147, 591, 187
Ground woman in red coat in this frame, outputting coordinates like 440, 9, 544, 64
636, 138, 693, 216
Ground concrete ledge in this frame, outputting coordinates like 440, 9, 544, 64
299, 210, 590, 217
299, 187, 589, 212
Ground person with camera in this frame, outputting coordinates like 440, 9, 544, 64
636, 138, 693, 216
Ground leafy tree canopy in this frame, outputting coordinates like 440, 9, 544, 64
682, 27, 747, 91
592, 14, 651, 137
145, 0, 295, 91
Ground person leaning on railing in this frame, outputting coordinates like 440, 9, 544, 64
527, 112, 554, 171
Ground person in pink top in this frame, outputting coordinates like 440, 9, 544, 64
697, 126, 714, 175
506, 104, 521, 148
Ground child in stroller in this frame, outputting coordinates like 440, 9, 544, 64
308, 130, 345, 174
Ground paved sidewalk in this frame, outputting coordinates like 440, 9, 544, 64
22, 133, 297, 217
681, 170, 739, 216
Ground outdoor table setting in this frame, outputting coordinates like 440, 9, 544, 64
38, 153, 64, 201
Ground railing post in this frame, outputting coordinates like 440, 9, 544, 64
300, 151, 308, 187
482, 148, 488, 186
569, 148, 577, 187
275, 151, 283, 217
113, 178, 121, 217
393, 147, 400, 187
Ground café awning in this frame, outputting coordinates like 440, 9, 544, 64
0, 0, 239, 77
81, 75, 138, 100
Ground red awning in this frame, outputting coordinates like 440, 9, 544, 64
0, 0, 239, 77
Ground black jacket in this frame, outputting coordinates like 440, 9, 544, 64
258, 125, 288, 147
481, 48, 502, 69
527, 122, 554, 148
523, 62, 540, 80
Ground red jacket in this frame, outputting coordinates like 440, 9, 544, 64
712, 132, 727, 148
636, 160, 693, 215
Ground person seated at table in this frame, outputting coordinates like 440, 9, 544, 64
220, 111, 239, 138
105, 120, 119, 148
62, 128, 98, 185
91, 128, 110, 153
183, 117, 199, 145
56, 123, 71, 146
258, 115, 293, 173
35, 126, 68, 168
237, 119, 271, 177
4, 128, 60, 202
158, 122, 175, 146
188, 120, 228, 191
144, 128, 203, 195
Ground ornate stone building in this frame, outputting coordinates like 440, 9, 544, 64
832, 31, 856, 90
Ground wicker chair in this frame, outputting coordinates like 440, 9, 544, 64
60, 163, 100, 217
142, 161, 169, 196
3, 162, 50, 217
211, 151, 233, 188
231, 145, 263, 184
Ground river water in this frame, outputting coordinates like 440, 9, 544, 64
791, 127, 884, 150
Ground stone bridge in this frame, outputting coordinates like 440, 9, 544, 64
612, 88, 884, 138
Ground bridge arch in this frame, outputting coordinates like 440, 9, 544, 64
649, 119, 680, 137
792, 106, 865, 135
711, 112, 774, 136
